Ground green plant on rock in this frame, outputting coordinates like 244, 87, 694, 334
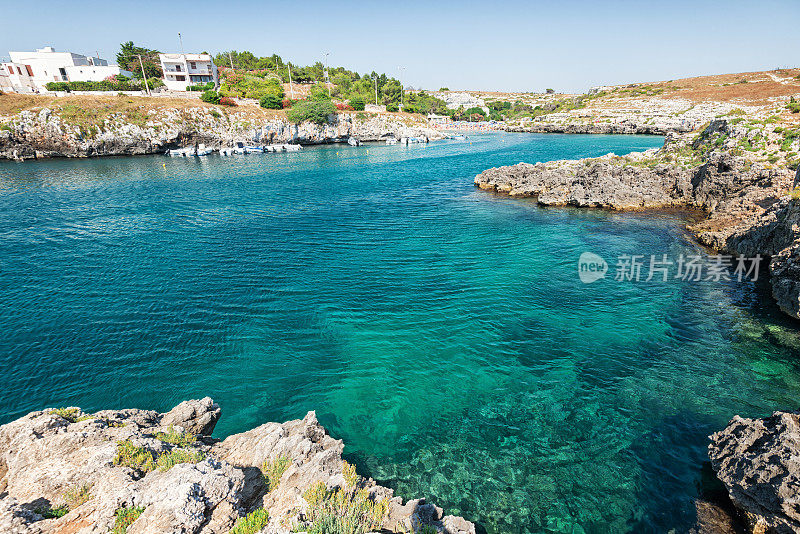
63, 483, 92, 508
229, 508, 270, 534
50, 407, 81, 423
156, 448, 204, 472
155, 426, 196, 447
300, 461, 388, 534
113, 506, 144, 534
262, 455, 292, 492
34, 504, 69, 519
114, 440, 156, 472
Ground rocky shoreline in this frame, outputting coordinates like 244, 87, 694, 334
475, 119, 800, 320
0, 104, 442, 160
0, 399, 475, 534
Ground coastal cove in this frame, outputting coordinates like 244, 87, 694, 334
3, 133, 800, 533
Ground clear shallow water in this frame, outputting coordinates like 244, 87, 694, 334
2, 133, 800, 533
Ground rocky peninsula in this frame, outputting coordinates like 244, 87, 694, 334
0, 399, 475, 534
0, 94, 442, 160
475, 117, 800, 320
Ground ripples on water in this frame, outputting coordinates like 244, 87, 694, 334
2, 133, 800, 533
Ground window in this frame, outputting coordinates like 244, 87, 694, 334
175, 64, 182, 72
17, 67, 22, 75
25, 65, 33, 76
6, 66, 12, 74
176, 75, 185, 81
190, 62, 196, 69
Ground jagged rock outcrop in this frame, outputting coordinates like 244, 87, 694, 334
474, 119, 800, 319
0, 107, 443, 160
0, 401, 475, 534
708, 411, 800, 534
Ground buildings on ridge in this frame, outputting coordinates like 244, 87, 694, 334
3, 46, 131, 92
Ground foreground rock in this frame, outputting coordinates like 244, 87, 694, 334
475, 119, 800, 319
709, 411, 800, 533
0, 399, 475, 534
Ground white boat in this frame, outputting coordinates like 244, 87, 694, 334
245, 146, 264, 153
347, 137, 360, 147
452, 135, 467, 141
232, 142, 248, 154
219, 147, 234, 156
196, 144, 212, 156
283, 144, 302, 151
385, 138, 398, 145
402, 136, 429, 145
166, 147, 193, 157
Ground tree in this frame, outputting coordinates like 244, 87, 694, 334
546, 88, 555, 94
117, 41, 162, 79
381, 79, 402, 104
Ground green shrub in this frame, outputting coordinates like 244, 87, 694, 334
35, 505, 69, 519
262, 456, 291, 492
156, 449, 204, 472
200, 90, 220, 104
112, 506, 144, 534
386, 103, 399, 112
349, 96, 366, 111
300, 462, 388, 534
49, 407, 81, 423
287, 100, 336, 124
155, 426, 196, 447
63, 483, 92, 508
230, 509, 270, 534
114, 440, 156, 472
188, 82, 215, 92
259, 94, 283, 109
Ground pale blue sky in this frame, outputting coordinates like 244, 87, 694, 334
1, 0, 797, 93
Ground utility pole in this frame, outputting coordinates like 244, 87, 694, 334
324, 52, 330, 97
228, 52, 234, 69
374, 78, 378, 105
178, 33, 185, 56
138, 54, 151, 96
398, 66, 405, 109
287, 62, 294, 99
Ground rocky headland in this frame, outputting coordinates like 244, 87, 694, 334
0, 399, 475, 534
0, 95, 442, 160
475, 117, 800, 321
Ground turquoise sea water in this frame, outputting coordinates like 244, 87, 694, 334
2, 133, 800, 533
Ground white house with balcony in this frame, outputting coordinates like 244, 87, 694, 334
8, 47, 131, 91
158, 53, 217, 91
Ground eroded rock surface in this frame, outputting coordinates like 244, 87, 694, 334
709, 411, 800, 534
0, 401, 475, 534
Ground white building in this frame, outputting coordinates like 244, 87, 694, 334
0, 62, 38, 93
7, 47, 131, 91
158, 53, 217, 91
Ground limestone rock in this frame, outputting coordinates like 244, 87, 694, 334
709, 411, 800, 534
0, 400, 476, 534
161, 397, 221, 436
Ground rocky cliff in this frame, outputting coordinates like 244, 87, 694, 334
0, 101, 442, 160
0, 399, 475, 534
709, 411, 800, 534
474, 119, 800, 319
